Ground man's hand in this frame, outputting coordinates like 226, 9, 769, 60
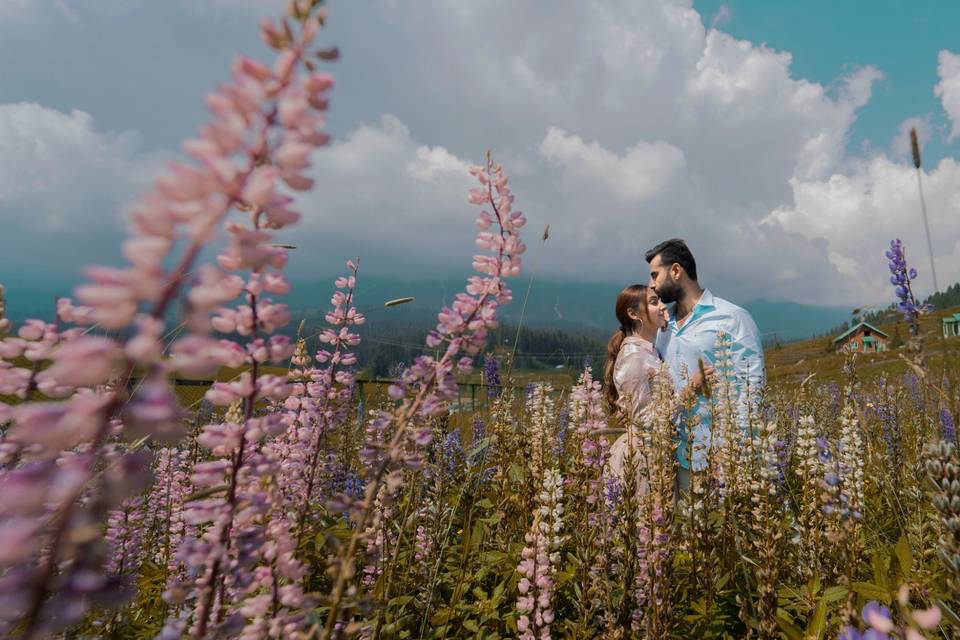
690, 359, 716, 398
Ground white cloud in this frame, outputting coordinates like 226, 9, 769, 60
891, 115, 932, 162
766, 156, 960, 302
936, 50, 960, 141
539, 128, 686, 203
0, 0, 32, 20
710, 4, 732, 29
0, 102, 159, 232
2, 0, 959, 309
287, 115, 478, 273
282, 0, 900, 304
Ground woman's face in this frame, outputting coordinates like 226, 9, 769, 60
644, 291, 668, 330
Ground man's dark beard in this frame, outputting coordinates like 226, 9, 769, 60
655, 277, 683, 304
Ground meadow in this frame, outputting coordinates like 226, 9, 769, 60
1, 2, 959, 639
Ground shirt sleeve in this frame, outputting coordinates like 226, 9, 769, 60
727, 308, 765, 392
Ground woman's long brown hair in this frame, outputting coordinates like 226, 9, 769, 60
604, 284, 650, 415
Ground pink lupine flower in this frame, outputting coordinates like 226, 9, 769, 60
323, 155, 526, 635
275, 261, 364, 535
105, 497, 145, 575
46, 336, 124, 387
0, 3, 334, 635
515, 469, 563, 640
123, 375, 185, 443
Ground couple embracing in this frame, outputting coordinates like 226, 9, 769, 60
602, 239, 765, 492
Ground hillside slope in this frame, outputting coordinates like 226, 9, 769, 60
764, 306, 960, 388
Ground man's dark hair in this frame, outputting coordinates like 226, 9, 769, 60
645, 238, 698, 281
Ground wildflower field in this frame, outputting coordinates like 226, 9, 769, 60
1, 2, 959, 639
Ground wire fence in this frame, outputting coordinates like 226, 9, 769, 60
133, 376, 513, 416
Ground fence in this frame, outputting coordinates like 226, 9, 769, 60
131, 377, 505, 415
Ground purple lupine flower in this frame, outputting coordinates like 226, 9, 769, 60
605, 474, 623, 509
482, 353, 501, 398
441, 428, 464, 479
820, 383, 841, 414
903, 373, 923, 411
941, 408, 956, 442
472, 414, 486, 444
818, 438, 862, 523
469, 415, 494, 475
886, 238, 923, 336
554, 407, 570, 459
388, 361, 406, 381
870, 389, 902, 462
816, 437, 832, 464
774, 437, 790, 486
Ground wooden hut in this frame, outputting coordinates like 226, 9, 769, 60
943, 312, 960, 338
832, 321, 890, 353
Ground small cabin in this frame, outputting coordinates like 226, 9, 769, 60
832, 321, 890, 354
943, 313, 960, 339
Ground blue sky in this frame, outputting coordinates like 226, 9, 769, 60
696, 0, 958, 163
2, 0, 960, 315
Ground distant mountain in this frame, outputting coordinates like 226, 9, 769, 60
290, 275, 850, 343
2, 273, 851, 343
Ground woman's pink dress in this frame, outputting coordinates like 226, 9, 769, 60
608, 336, 660, 490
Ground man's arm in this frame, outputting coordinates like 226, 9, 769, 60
728, 308, 765, 392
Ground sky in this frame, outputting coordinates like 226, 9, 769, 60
2, 0, 960, 312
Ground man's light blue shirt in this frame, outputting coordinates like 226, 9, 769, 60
654, 289, 765, 470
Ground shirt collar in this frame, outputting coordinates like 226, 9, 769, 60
697, 288, 716, 312
667, 288, 715, 332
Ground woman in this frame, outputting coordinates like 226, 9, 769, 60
603, 284, 708, 489
603, 284, 665, 488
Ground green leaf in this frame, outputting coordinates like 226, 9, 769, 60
851, 581, 889, 602
805, 598, 827, 639
468, 436, 492, 460
463, 620, 480, 633
388, 595, 414, 607
776, 609, 804, 640
822, 586, 849, 603
716, 571, 732, 589
895, 534, 913, 577
431, 608, 452, 625
872, 549, 890, 591
936, 599, 960, 628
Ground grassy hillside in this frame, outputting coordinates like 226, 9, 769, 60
764, 305, 960, 388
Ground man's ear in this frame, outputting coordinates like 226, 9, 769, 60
670, 263, 683, 281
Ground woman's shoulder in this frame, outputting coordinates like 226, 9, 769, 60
618, 337, 657, 359
615, 338, 660, 370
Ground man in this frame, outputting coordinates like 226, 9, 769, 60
645, 239, 765, 488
